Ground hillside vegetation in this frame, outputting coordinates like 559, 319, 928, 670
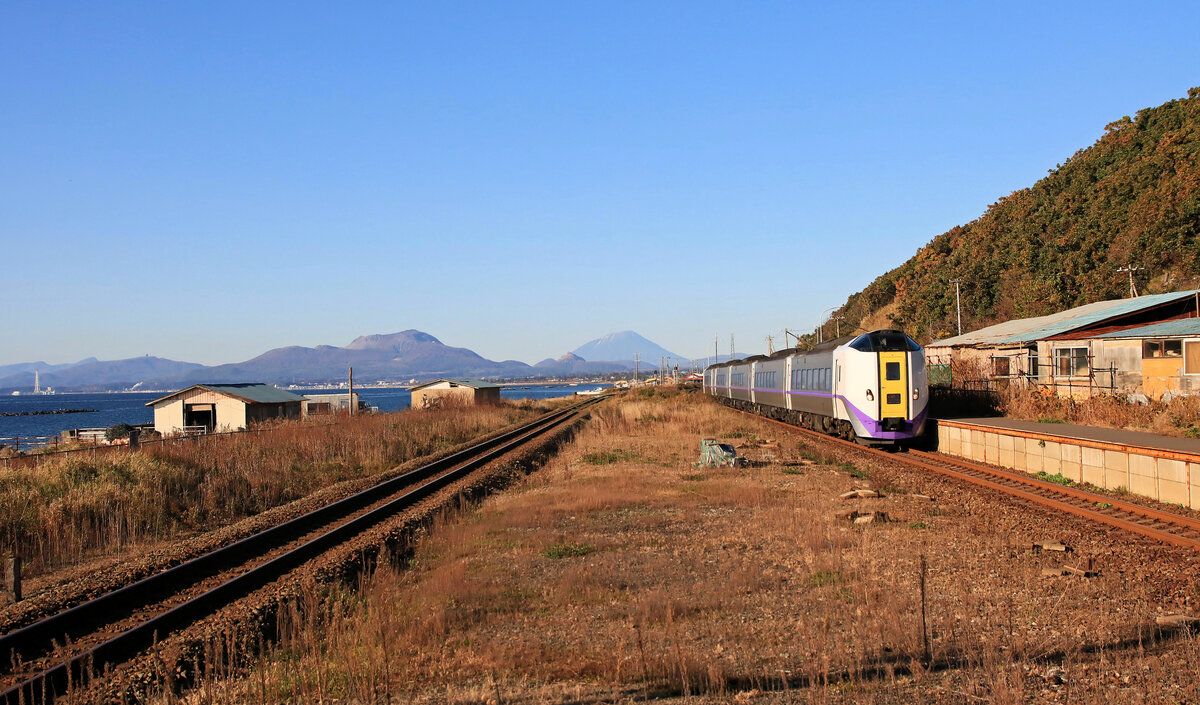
830, 87, 1200, 343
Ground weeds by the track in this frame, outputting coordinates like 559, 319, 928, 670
0, 403, 541, 577
163, 389, 1200, 703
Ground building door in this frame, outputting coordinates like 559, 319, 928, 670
184, 403, 216, 431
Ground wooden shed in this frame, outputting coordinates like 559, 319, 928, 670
410, 379, 501, 409
146, 383, 306, 435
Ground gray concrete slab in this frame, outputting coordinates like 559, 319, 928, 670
940, 417, 1200, 456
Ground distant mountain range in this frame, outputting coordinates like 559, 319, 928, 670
0, 330, 702, 393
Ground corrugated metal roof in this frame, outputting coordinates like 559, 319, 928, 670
929, 290, 1200, 347
146, 383, 306, 406
410, 378, 500, 390
1092, 318, 1200, 339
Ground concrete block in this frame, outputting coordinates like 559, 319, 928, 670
1013, 444, 1028, 472
1104, 451, 1129, 490
1012, 436, 1025, 455
1082, 463, 1106, 487
1061, 445, 1083, 483
1025, 444, 1043, 474
1158, 458, 1188, 484
1043, 449, 1062, 475
1082, 447, 1104, 469
999, 434, 1014, 452
1129, 454, 1156, 479
1105, 450, 1129, 474
1129, 471, 1157, 500
1159, 479, 1189, 506
948, 433, 962, 456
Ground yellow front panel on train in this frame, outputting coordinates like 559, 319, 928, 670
878, 351, 908, 419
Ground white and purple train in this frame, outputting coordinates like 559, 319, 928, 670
703, 329, 929, 446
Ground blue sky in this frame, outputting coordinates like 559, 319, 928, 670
4, 2, 1200, 366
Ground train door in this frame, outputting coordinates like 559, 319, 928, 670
878, 352, 908, 419
749, 361, 757, 404
785, 357, 793, 411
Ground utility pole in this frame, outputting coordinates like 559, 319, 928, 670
730, 334, 735, 361
634, 353, 639, 384
833, 317, 844, 339
714, 336, 719, 365
348, 366, 354, 415
949, 278, 963, 336
766, 335, 775, 355
1117, 266, 1142, 297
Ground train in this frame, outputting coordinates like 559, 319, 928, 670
703, 329, 929, 446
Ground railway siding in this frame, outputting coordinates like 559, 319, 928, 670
937, 418, 1200, 510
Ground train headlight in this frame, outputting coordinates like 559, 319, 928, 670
865, 390, 874, 401
912, 388, 920, 400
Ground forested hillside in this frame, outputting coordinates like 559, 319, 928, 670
830, 87, 1200, 343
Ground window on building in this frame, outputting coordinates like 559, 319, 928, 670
1186, 341, 1200, 375
992, 356, 1011, 377
1054, 347, 1089, 377
1143, 339, 1183, 358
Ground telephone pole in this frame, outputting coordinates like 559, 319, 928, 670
766, 335, 775, 355
1117, 266, 1142, 297
949, 278, 963, 336
634, 353, 639, 384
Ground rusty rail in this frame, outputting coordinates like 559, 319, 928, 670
0, 397, 601, 704
728, 405, 1200, 551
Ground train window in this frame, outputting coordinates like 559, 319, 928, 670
848, 330, 921, 352
754, 371, 776, 388
885, 362, 900, 380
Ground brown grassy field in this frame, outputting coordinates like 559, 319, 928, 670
0, 403, 540, 579
163, 389, 1199, 703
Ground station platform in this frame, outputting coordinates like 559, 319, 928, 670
940, 417, 1200, 459
933, 417, 1200, 510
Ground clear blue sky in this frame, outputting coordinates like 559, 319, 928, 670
4, 2, 1200, 366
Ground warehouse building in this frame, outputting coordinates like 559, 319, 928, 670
926, 290, 1200, 399
146, 383, 306, 435
410, 379, 501, 409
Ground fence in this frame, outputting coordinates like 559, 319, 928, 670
0, 424, 281, 470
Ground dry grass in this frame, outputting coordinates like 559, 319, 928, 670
0, 403, 540, 577
162, 389, 1200, 703
1001, 387, 1200, 438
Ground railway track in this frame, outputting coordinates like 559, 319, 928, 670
739, 409, 1200, 551
0, 397, 602, 704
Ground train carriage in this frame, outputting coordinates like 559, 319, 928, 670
704, 329, 927, 445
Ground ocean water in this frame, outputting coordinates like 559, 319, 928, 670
0, 384, 608, 441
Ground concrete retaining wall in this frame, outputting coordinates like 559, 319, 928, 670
936, 421, 1200, 510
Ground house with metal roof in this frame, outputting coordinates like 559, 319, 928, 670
926, 290, 1200, 398
145, 383, 306, 435
410, 379, 502, 409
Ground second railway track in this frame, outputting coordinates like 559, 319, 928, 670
735, 407, 1200, 551
0, 396, 602, 704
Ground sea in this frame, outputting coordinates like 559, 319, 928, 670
0, 383, 609, 441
